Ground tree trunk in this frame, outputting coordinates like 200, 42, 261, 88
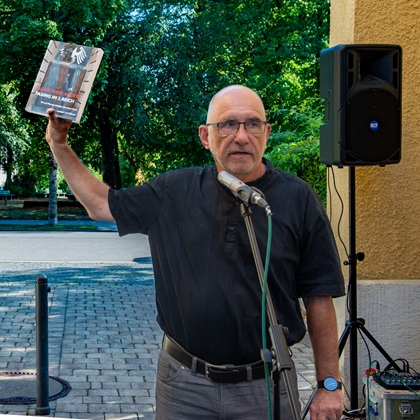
48, 151, 58, 225
4, 144, 14, 190
100, 114, 121, 189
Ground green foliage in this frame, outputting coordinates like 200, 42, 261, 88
119, 155, 137, 187
267, 103, 327, 204
268, 138, 327, 205
0, 82, 31, 190
0, 0, 330, 197
9, 171, 37, 198
0, 83, 30, 152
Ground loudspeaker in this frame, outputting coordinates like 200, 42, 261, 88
320, 44, 402, 166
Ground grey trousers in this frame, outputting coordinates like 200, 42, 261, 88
155, 348, 300, 419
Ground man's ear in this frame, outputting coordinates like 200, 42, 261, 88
198, 125, 210, 150
265, 123, 272, 145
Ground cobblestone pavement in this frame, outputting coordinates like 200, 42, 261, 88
0, 260, 315, 419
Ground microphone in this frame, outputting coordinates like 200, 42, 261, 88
217, 171, 271, 213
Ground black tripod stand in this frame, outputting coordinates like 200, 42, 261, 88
302, 166, 401, 417
338, 166, 402, 410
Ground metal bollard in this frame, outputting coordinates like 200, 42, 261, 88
35, 274, 51, 415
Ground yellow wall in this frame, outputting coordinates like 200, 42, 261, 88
329, 0, 420, 402
329, 0, 420, 280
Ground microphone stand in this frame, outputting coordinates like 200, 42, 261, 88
240, 201, 301, 420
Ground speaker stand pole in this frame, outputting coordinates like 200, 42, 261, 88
347, 165, 361, 409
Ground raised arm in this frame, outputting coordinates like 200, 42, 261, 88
45, 109, 114, 222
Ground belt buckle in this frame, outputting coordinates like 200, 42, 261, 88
205, 362, 235, 381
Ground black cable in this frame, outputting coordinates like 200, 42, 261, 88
410, 366, 419, 375
328, 166, 349, 259
341, 408, 366, 419
358, 328, 372, 368
383, 358, 409, 373
328, 166, 354, 315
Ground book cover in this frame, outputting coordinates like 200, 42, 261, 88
25, 40, 104, 123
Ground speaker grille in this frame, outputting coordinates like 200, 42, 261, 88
344, 88, 400, 164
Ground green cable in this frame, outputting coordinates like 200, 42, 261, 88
262, 213, 273, 420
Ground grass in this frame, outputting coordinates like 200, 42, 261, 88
0, 199, 99, 231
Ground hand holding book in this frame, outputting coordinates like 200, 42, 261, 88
45, 109, 73, 148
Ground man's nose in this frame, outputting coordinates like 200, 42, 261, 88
234, 123, 249, 143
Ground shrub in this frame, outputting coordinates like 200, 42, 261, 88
9, 172, 37, 198
267, 134, 327, 205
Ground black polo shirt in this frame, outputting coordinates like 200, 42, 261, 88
108, 159, 345, 365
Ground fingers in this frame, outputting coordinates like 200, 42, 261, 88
45, 108, 72, 145
46, 108, 72, 125
310, 389, 344, 420
46, 108, 56, 120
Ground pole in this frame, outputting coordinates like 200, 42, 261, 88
348, 166, 359, 409
35, 274, 51, 416
240, 203, 301, 420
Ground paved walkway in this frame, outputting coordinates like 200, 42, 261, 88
0, 228, 315, 419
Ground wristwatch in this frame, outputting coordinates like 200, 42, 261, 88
317, 377, 342, 391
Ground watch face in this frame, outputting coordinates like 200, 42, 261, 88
324, 377, 338, 391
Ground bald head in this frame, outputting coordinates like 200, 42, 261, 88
206, 85, 266, 124
199, 85, 271, 182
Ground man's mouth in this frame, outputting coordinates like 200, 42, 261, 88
230, 151, 250, 156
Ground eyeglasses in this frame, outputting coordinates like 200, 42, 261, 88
206, 120, 267, 135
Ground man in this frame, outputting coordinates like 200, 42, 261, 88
46, 85, 345, 419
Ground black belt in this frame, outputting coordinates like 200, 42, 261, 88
162, 335, 268, 383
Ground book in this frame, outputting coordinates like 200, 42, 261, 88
25, 40, 104, 123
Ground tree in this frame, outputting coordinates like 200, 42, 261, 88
0, 83, 30, 190
0, 0, 330, 204
0, 0, 124, 222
